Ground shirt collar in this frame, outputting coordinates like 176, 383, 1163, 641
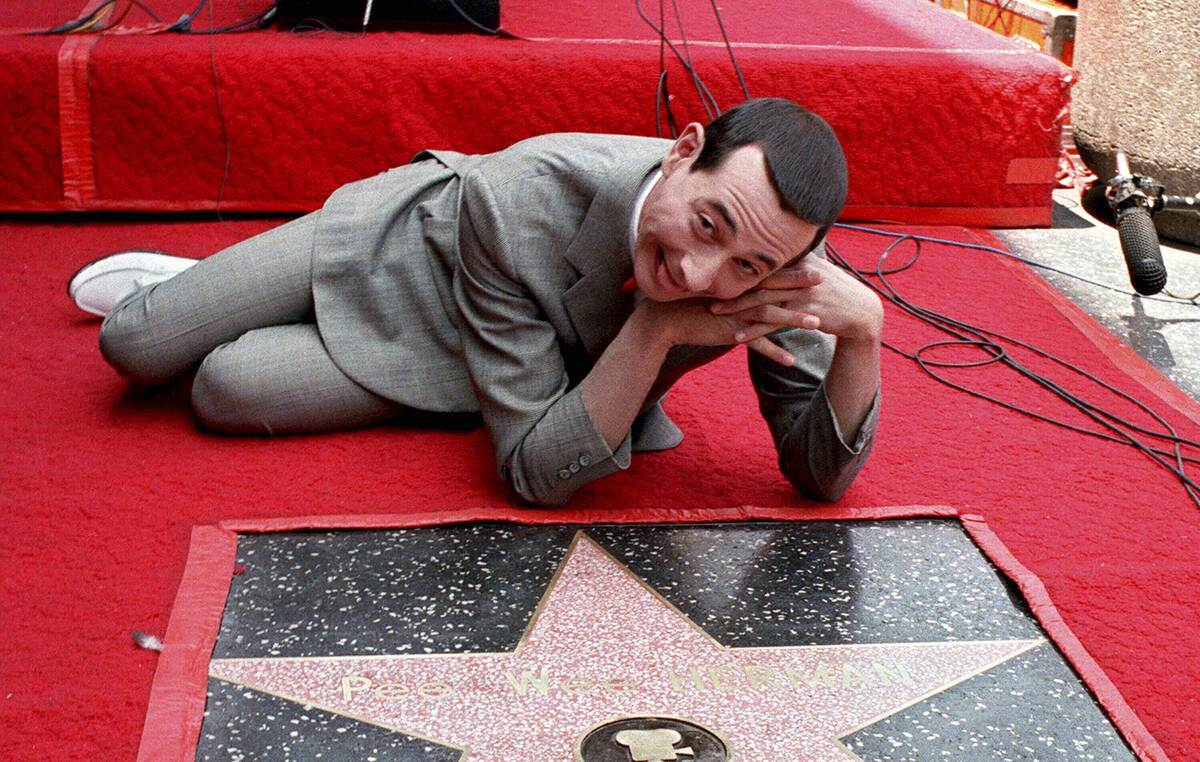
626, 169, 662, 296
629, 168, 662, 261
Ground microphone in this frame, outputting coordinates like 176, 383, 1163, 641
1106, 151, 1168, 295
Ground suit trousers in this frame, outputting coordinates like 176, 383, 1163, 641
98, 213, 405, 434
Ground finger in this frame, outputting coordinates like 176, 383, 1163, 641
710, 289, 789, 314
732, 321, 782, 345
710, 289, 783, 314
745, 336, 795, 366
721, 303, 822, 330
756, 265, 824, 291
710, 280, 821, 314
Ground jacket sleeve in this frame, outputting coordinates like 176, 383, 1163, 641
748, 327, 880, 501
451, 171, 631, 507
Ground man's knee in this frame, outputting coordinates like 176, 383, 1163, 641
190, 344, 270, 434
190, 326, 403, 435
98, 311, 177, 386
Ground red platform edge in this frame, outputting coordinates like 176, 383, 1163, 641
137, 504, 1167, 761
845, 204, 1052, 228
16, 9, 1069, 226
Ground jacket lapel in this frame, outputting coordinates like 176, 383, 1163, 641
562, 146, 664, 360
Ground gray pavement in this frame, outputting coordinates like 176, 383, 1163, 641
994, 188, 1200, 403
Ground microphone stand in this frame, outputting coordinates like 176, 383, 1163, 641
1105, 150, 1200, 295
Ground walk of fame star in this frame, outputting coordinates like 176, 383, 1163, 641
209, 532, 1043, 761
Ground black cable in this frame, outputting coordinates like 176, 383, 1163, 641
288, 17, 363, 39
708, 0, 748, 101
635, 0, 723, 133
655, 70, 679, 140
825, 226, 1200, 509
204, 0, 233, 224
174, 0, 278, 33
860, 237, 1200, 461
637, 0, 751, 136
125, 0, 163, 22
103, 1, 137, 29
167, 0, 208, 31
26, 1, 117, 35
656, 3, 673, 138
848, 233, 1200, 499
652, 1, 680, 138
100, 0, 163, 30
26, 0, 169, 35
666, 0, 719, 121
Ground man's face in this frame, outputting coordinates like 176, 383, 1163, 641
632, 126, 820, 302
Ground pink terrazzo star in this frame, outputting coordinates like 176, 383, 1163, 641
210, 533, 1042, 761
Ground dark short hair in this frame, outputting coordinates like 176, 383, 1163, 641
692, 98, 848, 257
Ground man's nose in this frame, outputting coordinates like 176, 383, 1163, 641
679, 251, 722, 294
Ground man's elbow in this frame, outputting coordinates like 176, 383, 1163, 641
782, 454, 862, 503
789, 475, 853, 503
503, 465, 574, 508
513, 484, 572, 508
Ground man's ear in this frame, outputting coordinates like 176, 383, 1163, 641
662, 122, 706, 176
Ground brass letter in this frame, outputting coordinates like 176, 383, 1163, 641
842, 664, 874, 689
560, 676, 595, 694
873, 662, 916, 687
504, 667, 552, 697
373, 682, 410, 700
341, 675, 371, 702
783, 664, 836, 689
744, 664, 780, 690
663, 665, 707, 691
707, 665, 742, 692
600, 675, 635, 692
418, 681, 453, 699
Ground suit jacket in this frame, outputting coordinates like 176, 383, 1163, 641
311, 133, 878, 506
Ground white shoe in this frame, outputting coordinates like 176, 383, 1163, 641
68, 250, 198, 316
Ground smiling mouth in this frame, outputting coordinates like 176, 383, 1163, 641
655, 249, 686, 294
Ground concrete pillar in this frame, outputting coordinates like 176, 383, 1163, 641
1072, 0, 1200, 245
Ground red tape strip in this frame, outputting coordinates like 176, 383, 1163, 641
57, 34, 99, 208
961, 514, 1170, 762
216, 503, 962, 533
135, 526, 239, 762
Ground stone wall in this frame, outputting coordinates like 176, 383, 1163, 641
1073, 0, 1200, 244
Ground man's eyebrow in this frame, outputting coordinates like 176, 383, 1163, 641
753, 250, 782, 271
704, 198, 738, 233
703, 198, 782, 270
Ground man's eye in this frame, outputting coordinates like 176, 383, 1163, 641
698, 214, 714, 232
737, 259, 758, 275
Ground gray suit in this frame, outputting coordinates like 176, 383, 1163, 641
309, 133, 878, 506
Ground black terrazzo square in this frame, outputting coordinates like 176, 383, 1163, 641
193, 519, 1141, 761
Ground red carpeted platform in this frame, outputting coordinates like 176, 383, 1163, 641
0, 0, 1071, 225
1, 218, 1198, 760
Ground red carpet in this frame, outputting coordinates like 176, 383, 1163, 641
1, 217, 1197, 760
0, 0, 1070, 225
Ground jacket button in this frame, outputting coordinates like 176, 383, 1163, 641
558, 469, 571, 480
568, 462, 581, 473
578, 454, 591, 467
